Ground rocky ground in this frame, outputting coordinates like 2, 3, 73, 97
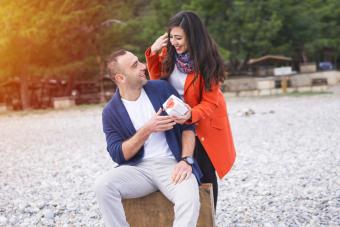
0, 87, 339, 226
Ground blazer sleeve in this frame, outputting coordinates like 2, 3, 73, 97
102, 109, 127, 164
187, 80, 221, 124
145, 47, 167, 80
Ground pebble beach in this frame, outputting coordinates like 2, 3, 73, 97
0, 86, 339, 226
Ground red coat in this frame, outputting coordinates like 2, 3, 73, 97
145, 47, 236, 178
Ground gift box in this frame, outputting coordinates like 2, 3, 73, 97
162, 95, 189, 116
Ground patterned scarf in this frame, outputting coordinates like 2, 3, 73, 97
175, 52, 194, 74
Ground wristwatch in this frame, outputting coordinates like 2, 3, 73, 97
181, 156, 194, 166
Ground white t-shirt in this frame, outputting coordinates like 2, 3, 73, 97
168, 65, 187, 99
121, 89, 174, 160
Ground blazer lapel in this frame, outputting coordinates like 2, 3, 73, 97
143, 82, 162, 112
112, 89, 136, 136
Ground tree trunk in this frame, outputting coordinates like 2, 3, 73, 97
302, 48, 308, 63
20, 74, 30, 110
65, 74, 75, 96
96, 54, 106, 103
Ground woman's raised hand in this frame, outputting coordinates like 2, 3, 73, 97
150, 33, 168, 54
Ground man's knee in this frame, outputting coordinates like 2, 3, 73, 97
174, 178, 200, 209
94, 173, 119, 200
179, 190, 200, 209
173, 181, 200, 227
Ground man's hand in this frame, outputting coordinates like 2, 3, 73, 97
172, 104, 192, 124
150, 33, 168, 54
143, 108, 176, 134
171, 160, 192, 184
121, 108, 175, 161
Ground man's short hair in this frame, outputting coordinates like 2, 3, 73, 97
107, 49, 127, 81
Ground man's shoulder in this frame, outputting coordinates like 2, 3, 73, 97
145, 80, 172, 92
146, 79, 168, 86
102, 93, 119, 116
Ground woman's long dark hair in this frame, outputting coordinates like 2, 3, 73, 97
161, 11, 225, 90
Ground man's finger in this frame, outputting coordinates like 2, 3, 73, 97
156, 117, 174, 124
172, 167, 179, 182
156, 121, 176, 128
173, 167, 184, 184
156, 119, 176, 126
176, 172, 187, 184
173, 172, 182, 184
156, 108, 162, 116
161, 121, 177, 127
156, 115, 173, 120
155, 124, 175, 132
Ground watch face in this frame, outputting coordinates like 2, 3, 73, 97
186, 157, 194, 165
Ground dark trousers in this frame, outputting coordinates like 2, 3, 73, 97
194, 137, 218, 209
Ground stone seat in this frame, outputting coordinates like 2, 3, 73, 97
122, 183, 215, 227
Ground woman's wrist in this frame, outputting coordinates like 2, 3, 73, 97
150, 45, 159, 55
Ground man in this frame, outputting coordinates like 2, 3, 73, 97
95, 49, 202, 227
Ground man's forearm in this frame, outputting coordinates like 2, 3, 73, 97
121, 126, 151, 160
181, 130, 195, 158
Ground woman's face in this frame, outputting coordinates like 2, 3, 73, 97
169, 26, 188, 54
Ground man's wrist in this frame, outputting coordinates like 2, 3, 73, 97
180, 160, 193, 169
181, 156, 194, 166
140, 125, 152, 138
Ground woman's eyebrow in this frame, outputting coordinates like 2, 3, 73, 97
170, 34, 183, 38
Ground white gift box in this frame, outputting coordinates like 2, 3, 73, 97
162, 95, 189, 116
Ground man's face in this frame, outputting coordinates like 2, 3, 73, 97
116, 52, 147, 87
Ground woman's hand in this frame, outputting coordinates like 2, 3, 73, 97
150, 33, 168, 54
172, 104, 192, 124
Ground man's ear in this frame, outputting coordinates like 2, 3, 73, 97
114, 73, 125, 83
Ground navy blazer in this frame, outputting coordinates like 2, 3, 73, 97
102, 80, 203, 183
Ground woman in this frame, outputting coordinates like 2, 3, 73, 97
145, 11, 236, 208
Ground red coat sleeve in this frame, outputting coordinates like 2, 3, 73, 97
145, 47, 167, 80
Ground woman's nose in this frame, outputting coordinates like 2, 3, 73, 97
170, 38, 177, 45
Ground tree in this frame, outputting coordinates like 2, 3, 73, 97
0, 0, 127, 108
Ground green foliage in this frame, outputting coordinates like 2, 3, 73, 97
0, 0, 339, 81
